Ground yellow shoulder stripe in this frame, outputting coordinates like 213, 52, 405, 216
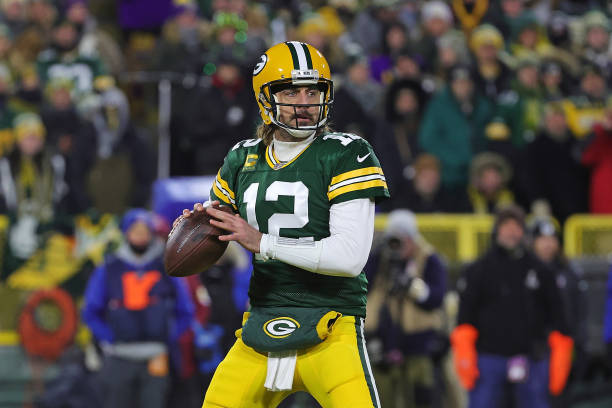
216, 171, 235, 199
327, 179, 387, 200
330, 167, 383, 186
212, 184, 237, 210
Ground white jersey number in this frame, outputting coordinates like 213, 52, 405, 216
243, 181, 309, 235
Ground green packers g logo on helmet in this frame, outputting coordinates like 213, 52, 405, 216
263, 317, 301, 338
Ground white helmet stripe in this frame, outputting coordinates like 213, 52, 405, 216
288, 41, 308, 70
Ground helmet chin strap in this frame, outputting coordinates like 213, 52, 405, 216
284, 127, 316, 139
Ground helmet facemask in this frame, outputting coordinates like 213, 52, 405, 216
258, 70, 334, 139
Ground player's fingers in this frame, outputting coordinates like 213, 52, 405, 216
182, 209, 191, 217
217, 233, 237, 242
193, 202, 205, 212
206, 206, 233, 220
209, 217, 233, 231
173, 215, 184, 227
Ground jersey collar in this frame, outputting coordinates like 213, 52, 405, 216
265, 137, 316, 170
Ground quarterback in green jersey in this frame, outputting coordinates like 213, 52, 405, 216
183, 42, 389, 408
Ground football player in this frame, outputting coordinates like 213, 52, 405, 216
183, 42, 389, 407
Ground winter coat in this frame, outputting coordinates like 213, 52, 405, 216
418, 86, 494, 189
581, 124, 612, 213
457, 244, 568, 357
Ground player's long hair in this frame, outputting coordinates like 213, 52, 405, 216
255, 123, 331, 146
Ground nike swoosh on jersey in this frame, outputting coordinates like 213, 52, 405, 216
356, 153, 371, 162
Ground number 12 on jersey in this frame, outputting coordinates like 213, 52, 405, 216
243, 181, 309, 236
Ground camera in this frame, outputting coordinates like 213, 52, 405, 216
383, 236, 413, 295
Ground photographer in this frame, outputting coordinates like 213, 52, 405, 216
365, 209, 448, 408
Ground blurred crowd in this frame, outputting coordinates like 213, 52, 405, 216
1, 0, 612, 255
1, 0, 612, 407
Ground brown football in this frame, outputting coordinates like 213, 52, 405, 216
164, 206, 233, 277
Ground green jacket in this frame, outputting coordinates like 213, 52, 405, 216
493, 81, 545, 146
418, 87, 494, 189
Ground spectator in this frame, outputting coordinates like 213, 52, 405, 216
482, 0, 529, 43
383, 153, 469, 213
11, 64, 44, 112
295, 10, 347, 75
369, 21, 410, 84
64, 0, 125, 76
173, 51, 258, 176
84, 84, 156, 214
492, 54, 544, 150
383, 78, 426, 165
205, 12, 251, 70
562, 63, 609, 138
524, 103, 588, 223
329, 67, 374, 137
365, 209, 448, 408
37, 19, 107, 100
40, 77, 97, 214
155, 3, 210, 74
349, 0, 400, 57
0, 112, 69, 272
13, 0, 56, 68
434, 29, 470, 82
469, 24, 512, 101
528, 217, 589, 398
0, 0, 28, 38
540, 59, 572, 102
338, 53, 384, 118
451, 205, 573, 407
581, 100, 612, 213
468, 152, 515, 214
242, 4, 269, 61
82, 208, 194, 408
546, 11, 572, 50
0, 63, 16, 157
576, 10, 612, 81
508, 13, 554, 61
0, 23, 13, 62
419, 64, 494, 192
413, 1, 454, 74
389, 46, 426, 83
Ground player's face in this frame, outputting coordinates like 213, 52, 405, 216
275, 86, 322, 128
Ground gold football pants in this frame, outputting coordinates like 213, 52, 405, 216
202, 315, 380, 408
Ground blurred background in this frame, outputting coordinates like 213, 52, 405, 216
0, 0, 612, 407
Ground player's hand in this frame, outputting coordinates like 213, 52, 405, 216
206, 205, 262, 253
173, 201, 211, 227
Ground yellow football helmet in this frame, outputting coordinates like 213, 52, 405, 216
252, 42, 334, 136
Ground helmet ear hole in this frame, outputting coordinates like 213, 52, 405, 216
258, 92, 272, 109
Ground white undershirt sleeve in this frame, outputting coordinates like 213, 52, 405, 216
259, 198, 375, 277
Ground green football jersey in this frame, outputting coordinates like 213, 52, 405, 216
209, 132, 389, 316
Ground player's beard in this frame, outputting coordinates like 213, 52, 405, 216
291, 112, 315, 127
282, 109, 319, 139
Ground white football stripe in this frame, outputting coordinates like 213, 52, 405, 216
289, 41, 308, 70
